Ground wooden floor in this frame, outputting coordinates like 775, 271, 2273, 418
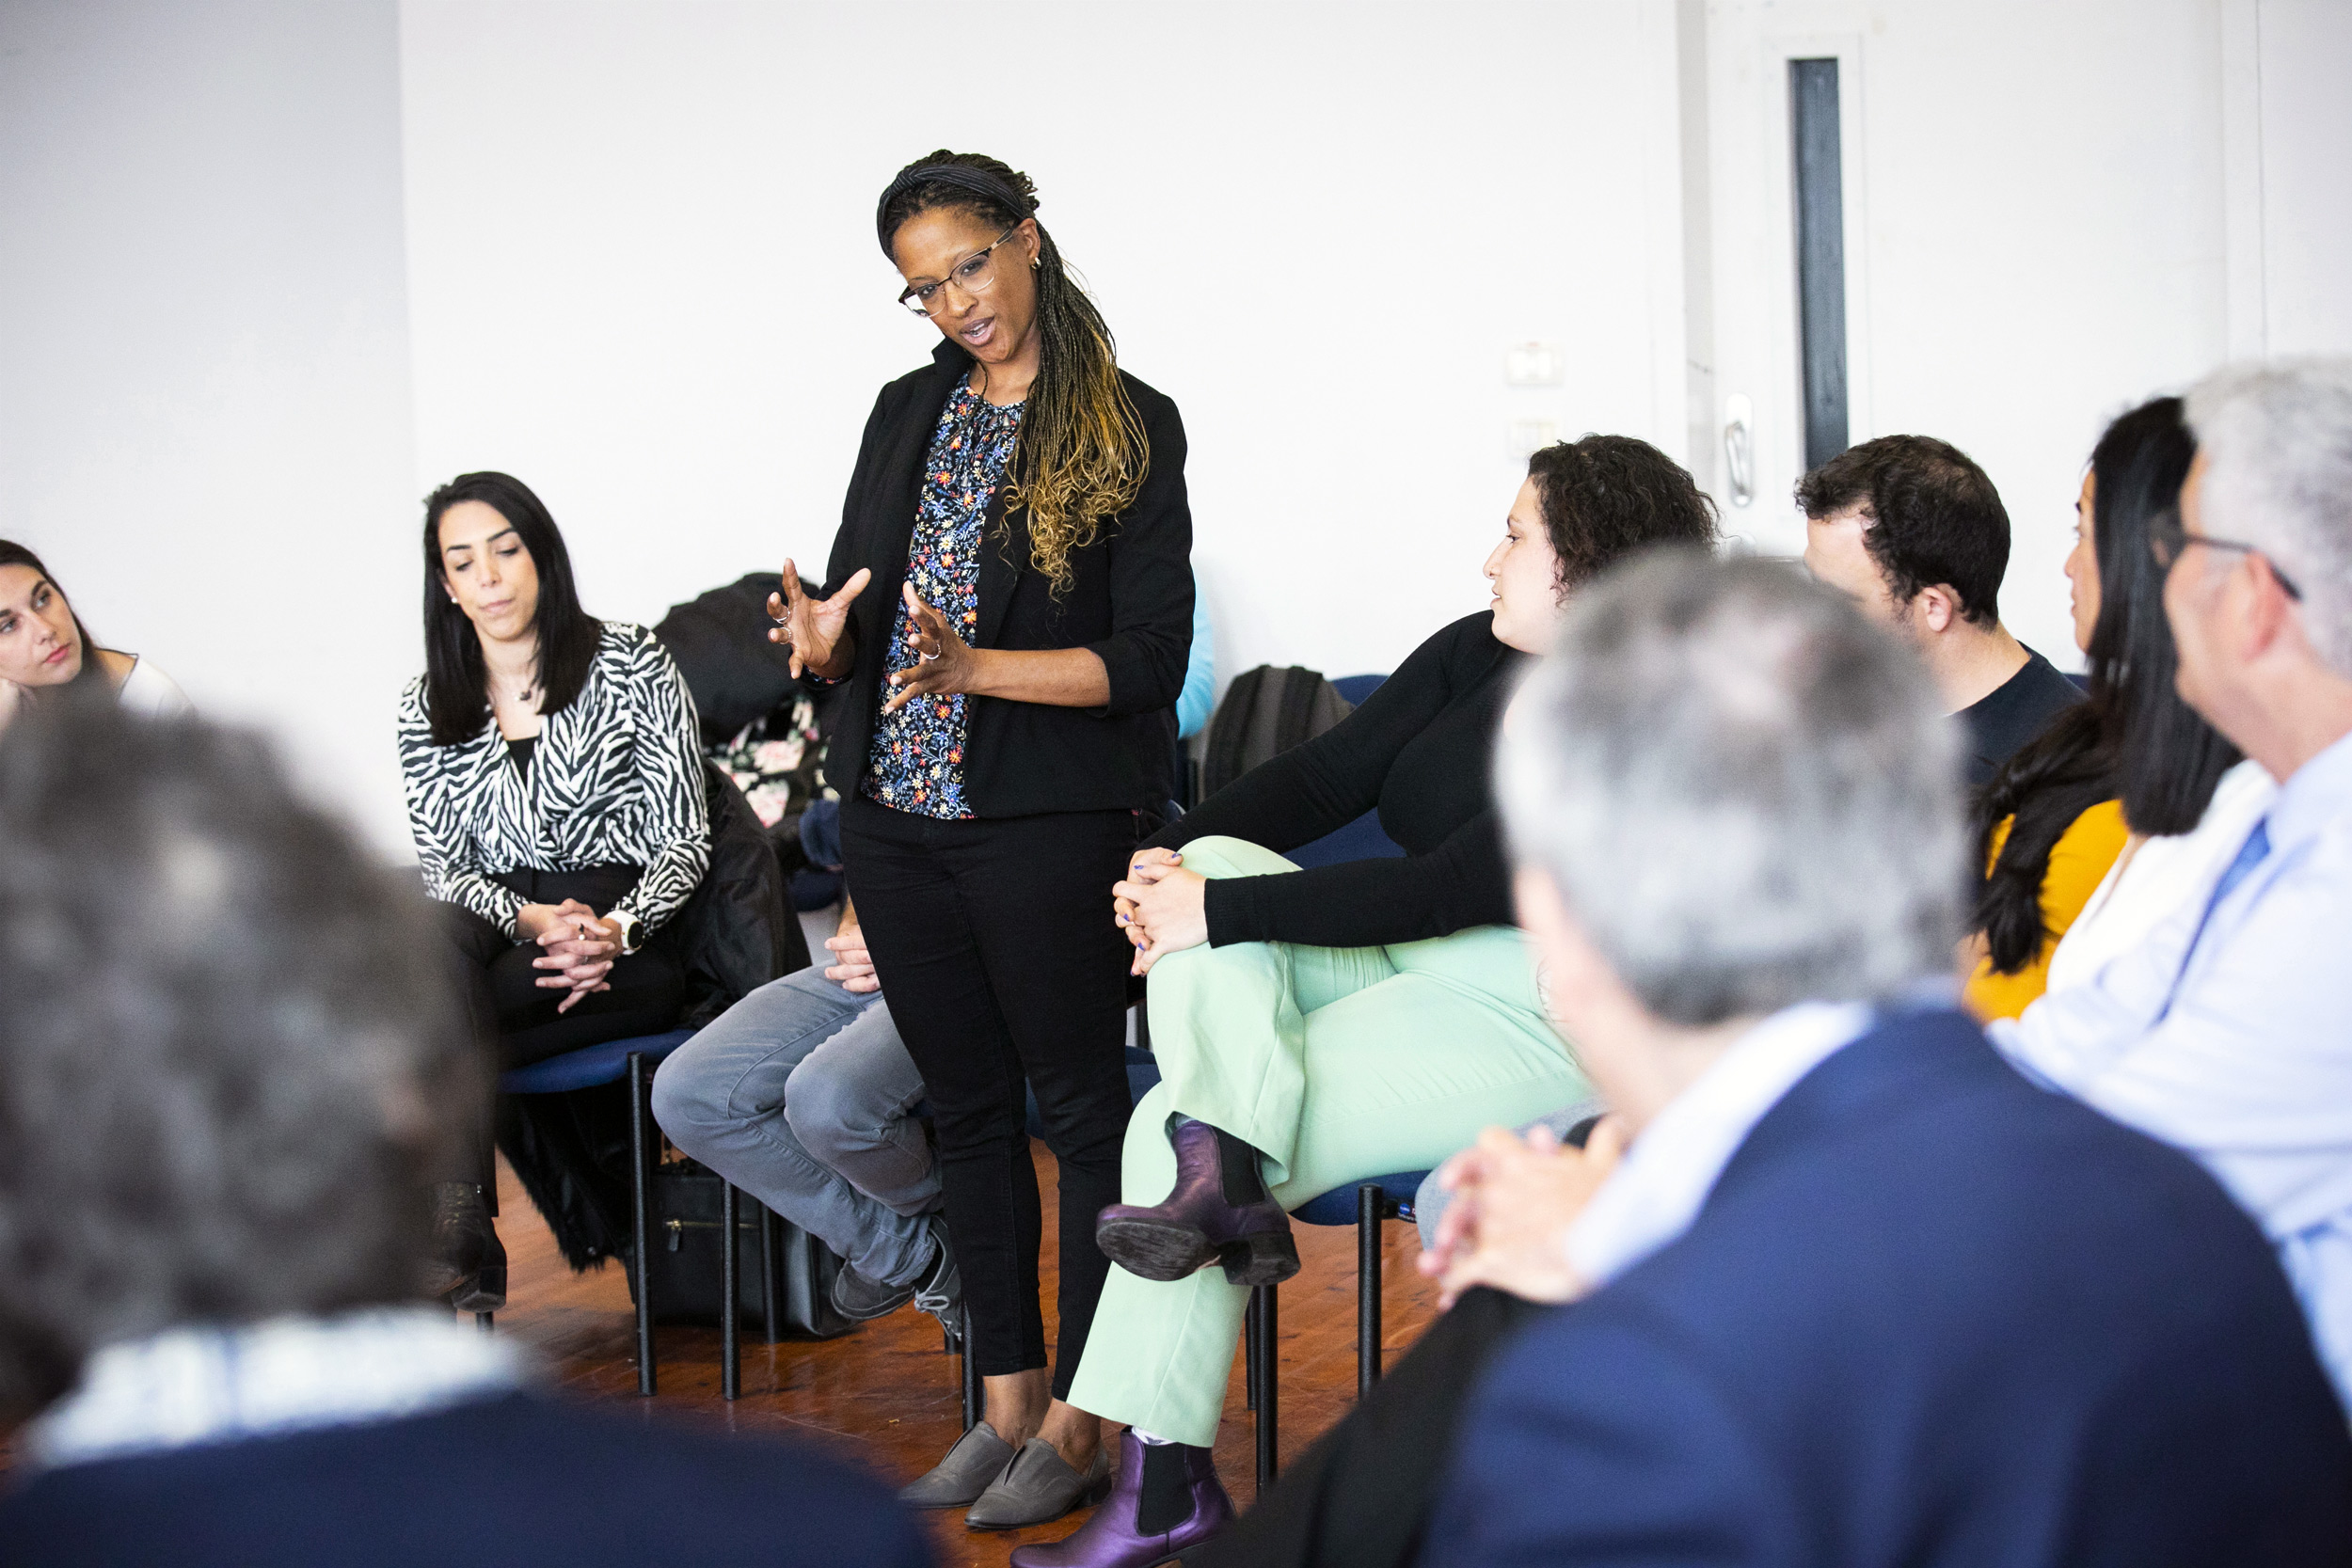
494, 1148, 1439, 1567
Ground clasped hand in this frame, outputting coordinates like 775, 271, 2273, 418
1417, 1117, 1628, 1309
1114, 847, 1210, 976
824, 914, 881, 995
516, 898, 621, 1015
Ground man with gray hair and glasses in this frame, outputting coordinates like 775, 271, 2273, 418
1993, 358, 2352, 1420
0, 703, 928, 1567
1405, 553, 2349, 1565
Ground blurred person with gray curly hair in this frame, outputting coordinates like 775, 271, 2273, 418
0, 702, 928, 1567
1202, 551, 2351, 1568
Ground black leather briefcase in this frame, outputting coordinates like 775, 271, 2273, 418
634, 1155, 855, 1340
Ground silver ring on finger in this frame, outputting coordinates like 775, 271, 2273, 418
918, 649, 941, 662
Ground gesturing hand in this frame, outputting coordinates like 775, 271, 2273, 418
1417, 1117, 1627, 1309
768, 559, 868, 681
1113, 854, 1208, 977
882, 580, 983, 714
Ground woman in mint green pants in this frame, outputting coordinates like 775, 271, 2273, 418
1012, 436, 1721, 1568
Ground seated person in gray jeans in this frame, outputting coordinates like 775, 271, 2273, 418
652, 898, 959, 1332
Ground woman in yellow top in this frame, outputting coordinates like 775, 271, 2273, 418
1965, 397, 2224, 1019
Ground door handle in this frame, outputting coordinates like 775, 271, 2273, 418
1723, 393, 1755, 508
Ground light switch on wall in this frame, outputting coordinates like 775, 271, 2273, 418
1508, 418, 1559, 458
1505, 341, 1564, 386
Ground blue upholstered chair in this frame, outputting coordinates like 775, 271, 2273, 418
1282, 674, 1405, 871
1240, 1172, 1431, 1493
499, 1029, 715, 1397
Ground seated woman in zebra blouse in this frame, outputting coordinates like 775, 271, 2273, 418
398, 470, 711, 1310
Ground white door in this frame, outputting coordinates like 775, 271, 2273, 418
1689, 0, 1875, 558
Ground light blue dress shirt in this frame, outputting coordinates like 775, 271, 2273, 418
1994, 727, 2352, 1414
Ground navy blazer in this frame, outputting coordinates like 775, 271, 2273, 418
0, 1393, 931, 1567
1425, 1007, 2352, 1568
818, 340, 1193, 816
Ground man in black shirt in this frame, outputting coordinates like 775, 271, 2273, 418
1798, 435, 2081, 784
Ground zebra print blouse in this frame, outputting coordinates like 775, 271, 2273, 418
397, 622, 711, 939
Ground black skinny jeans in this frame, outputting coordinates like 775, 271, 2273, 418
840, 792, 1138, 1394
437, 864, 688, 1072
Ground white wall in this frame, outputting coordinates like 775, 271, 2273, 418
1851, 0, 2233, 671
396, 1, 1688, 694
5, 1, 2345, 855
0, 0, 420, 851
2249, 0, 2352, 357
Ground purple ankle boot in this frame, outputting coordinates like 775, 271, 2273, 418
1009, 1434, 1233, 1568
1095, 1119, 1299, 1288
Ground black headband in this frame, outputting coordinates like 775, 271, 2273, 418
875, 163, 1035, 256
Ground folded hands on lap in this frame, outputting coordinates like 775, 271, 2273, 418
516, 897, 622, 1015
1114, 847, 1209, 976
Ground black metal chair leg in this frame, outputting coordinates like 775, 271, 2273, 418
1245, 1292, 1261, 1412
722, 1181, 741, 1401
758, 1200, 781, 1345
627, 1052, 657, 1397
1358, 1185, 1384, 1397
1251, 1284, 1279, 1493
959, 1301, 980, 1433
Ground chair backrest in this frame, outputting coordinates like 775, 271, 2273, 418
1286, 673, 1406, 868
1201, 664, 1354, 799
655, 571, 801, 742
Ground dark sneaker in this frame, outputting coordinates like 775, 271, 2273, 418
911, 1214, 961, 1342
830, 1259, 918, 1323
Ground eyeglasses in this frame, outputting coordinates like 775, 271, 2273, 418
2147, 507, 2304, 600
897, 226, 1021, 317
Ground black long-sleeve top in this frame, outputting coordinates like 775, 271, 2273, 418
1145, 611, 1527, 949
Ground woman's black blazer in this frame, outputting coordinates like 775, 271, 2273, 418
818, 340, 1194, 816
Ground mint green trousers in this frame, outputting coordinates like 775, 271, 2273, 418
1064, 836, 1589, 1446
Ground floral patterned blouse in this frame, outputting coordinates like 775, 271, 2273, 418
862, 378, 1024, 818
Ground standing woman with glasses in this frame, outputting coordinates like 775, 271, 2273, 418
769, 151, 1192, 1529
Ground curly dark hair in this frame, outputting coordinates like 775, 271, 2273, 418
1795, 435, 2010, 627
0, 702, 482, 1421
1527, 436, 1720, 594
878, 150, 1146, 599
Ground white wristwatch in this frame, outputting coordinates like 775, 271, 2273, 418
609, 909, 644, 954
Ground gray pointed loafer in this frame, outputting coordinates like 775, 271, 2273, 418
965, 1438, 1115, 1530
898, 1419, 1017, 1509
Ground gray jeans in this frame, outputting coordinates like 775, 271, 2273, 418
1412, 1096, 1608, 1252
651, 967, 940, 1288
